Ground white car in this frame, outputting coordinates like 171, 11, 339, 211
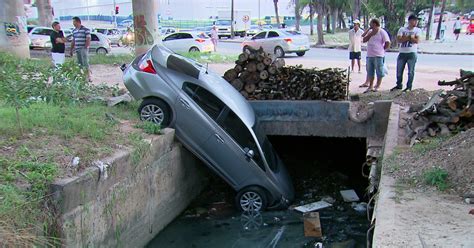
94, 28, 122, 46
241, 30, 310, 57
29, 26, 54, 49
162, 32, 214, 53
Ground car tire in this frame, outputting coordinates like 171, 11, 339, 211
96, 47, 108, 55
296, 51, 305, 57
189, 47, 200, 53
235, 186, 268, 212
274, 46, 285, 58
138, 98, 171, 127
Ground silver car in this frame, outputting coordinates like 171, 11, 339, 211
29, 26, 54, 49
123, 45, 294, 212
65, 32, 112, 54
242, 30, 310, 57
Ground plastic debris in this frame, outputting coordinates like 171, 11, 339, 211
351, 202, 368, 213
294, 200, 332, 213
71, 157, 80, 167
340, 189, 360, 202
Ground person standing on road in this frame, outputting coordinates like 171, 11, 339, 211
50, 21, 66, 66
453, 17, 462, 40
361, 18, 390, 93
348, 20, 364, 73
70, 17, 92, 81
390, 14, 421, 92
210, 25, 218, 52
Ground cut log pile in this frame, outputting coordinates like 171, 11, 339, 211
407, 70, 474, 146
223, 47, 349, 101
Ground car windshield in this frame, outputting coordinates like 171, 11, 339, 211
252, 120, 279, 172
216, 20, 231, 25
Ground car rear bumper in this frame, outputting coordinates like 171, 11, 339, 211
285, 44, 310, 53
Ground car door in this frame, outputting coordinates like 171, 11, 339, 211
162, 33, 180, 52
90, 34, 101, 52
250, 31, 267, 50
175, 33, 194, 53
202, 107, 267, 188
266, 31, 280, 52
174, 82, 224, 162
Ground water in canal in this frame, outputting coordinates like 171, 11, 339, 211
148, 136, 370, 248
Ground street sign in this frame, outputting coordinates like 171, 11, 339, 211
242, 15, 250, 23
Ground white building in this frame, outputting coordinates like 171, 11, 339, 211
50, 0, 295, 20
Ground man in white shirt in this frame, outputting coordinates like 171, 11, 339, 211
391, 14, 422, 92
453, 17, 462, 40
348, 20, 364, 73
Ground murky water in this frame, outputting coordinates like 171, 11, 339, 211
148, 137, 370, 248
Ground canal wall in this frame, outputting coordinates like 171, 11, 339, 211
50, 129, 207, 248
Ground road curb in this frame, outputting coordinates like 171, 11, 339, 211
310, 44, 474, 56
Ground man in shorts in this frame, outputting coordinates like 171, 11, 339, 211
348, 20, 364, 73
50, 21, 66, 66
453, 17, 462, 40
70, 16, 92, 81
361, 18, 391, 93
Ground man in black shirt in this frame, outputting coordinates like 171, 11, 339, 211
50, 21, 66, 66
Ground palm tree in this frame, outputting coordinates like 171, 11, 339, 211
274, 0, 281, 26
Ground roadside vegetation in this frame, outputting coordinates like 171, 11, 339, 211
0, 52, 151, 246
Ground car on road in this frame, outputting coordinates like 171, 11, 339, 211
193, 26, 213, 37
118, 19, 133, 28
122, 45, 295, 211
65, 32, 111, 55
93, 28, 122, 46
29, 26, 54, 49
160, 26, 177, 36
246, 25, 261, 36
241, 30, 310, 57
162, 31, 214, 53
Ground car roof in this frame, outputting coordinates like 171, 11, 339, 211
32, 26, 53, 30
150, 45, 255, 128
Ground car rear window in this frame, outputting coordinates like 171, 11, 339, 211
197, 33, 207, 39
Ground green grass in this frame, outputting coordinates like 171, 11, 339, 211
134, 121, 162, 135
411, 136, 449, 155
423, 167, 449, 191
310, 31, 350, 45
181, 52, 237, 64
88, 54, 135, 65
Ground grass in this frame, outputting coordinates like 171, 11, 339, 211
181, 52, 237, 64
411, 136, 449, 155
134, 121, 162, 135
310, 31, 350, 45
423, 167, 449, 191
88, 54, 135, 65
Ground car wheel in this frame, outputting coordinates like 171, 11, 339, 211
189, 47, 200, 53
296, 51, 305, 57
138, 98, 171, 127
96, 47, 108, 55
274, 46, 285, 58
236, 186, 268, 212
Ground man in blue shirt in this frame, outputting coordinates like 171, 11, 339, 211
70, 17, 91, 81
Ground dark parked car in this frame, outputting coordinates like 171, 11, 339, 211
122, 45, 294, 211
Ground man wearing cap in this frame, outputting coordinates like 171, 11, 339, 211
391, 14, 421, 92
348, 20, 364, 73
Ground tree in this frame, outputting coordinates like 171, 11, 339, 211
36, 0, 53, 27
309, 0, 315, 35
425, 0, 435, 40
274, 0, 281, 26
315, 0, 327, 45
352, 0, 361, 20
435, 0, 446, 40
295, 0, 302, 31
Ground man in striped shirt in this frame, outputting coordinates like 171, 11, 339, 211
70, 17, 92, 81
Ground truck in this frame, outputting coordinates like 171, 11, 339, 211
216, 10, 251, 38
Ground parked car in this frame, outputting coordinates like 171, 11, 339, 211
27, 25, 36, 33
193, 26, 213, 37
118, 19, 133, 28
246, 25, 261, 36
29, 26, 54, 49
160, 26, 177, 36
241, 30, 310, 57
93, 28, 122, 46
65, 32, 111, 55
122, 45, 295, 211
162, 31, 214, 53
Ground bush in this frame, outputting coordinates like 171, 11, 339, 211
423, 167, 449, 191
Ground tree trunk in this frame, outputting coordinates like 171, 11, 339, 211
339, 10, 346, 29
352, 0, 360, 20
274, 0, 280, 26
36, 0, 53, 27
326, 13, 331, 33
316, 8, 325, 45
425, 0, 435, 40
331, 8, 338, 33
435, 0, 446, 40
309, 3, 314, 35
295, 0, 301, 31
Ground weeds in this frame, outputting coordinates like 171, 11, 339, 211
135, 121, 161, 135
129, 133, 151, 165
423, 167, 449, 191
88, 54, 134, 65
181, 52, 237, 64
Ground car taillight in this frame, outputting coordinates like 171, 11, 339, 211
195, 38, 206, 43
284, 38, 293, 43
139, 57, 156, 74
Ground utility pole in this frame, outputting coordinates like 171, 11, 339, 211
0, 0, 30, 58
37, 0, 53, 27
132, 0, 159, 55
258, 0, 261, 24
230, 0, 235, 39
113, 0, 117, 28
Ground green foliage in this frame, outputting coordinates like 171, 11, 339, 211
180, 52, 237, 64
88, 54, 135, 65
135, 121, 162, 135
423, 167, 449, 191
129, 133, 151, 165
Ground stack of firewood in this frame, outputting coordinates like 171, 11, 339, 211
223, 47, 349, 101
407, 70, 474, 145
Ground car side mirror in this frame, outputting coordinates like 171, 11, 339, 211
244, 148, 255, 159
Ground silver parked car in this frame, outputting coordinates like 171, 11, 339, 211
242, 30, 310, 57
29, 26, 54, 49
122, 45, 294, 212
65, 32, 112, 55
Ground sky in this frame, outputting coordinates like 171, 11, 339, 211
49, 0, 296, 20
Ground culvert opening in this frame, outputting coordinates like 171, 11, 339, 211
147, 136, 370, 248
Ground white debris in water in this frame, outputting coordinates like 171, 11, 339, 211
351, 202, 368, 212
94, 160, 110, 180
294, 200, 332, 213
340, 189, 360, 202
